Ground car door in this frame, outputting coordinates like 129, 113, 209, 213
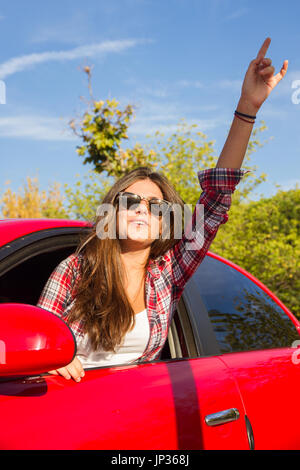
0, 225, 250, 450
191, 254, 300, 450
0, 355, 250, 450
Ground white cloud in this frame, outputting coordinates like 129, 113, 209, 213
0, 115, 78, 141
30, 11, 90, 45
275, 178, 300, 191
175, 80, 203, 89
0, 39, 143, 80
124, 77, 205, 100
127, 99, 221, 137
221, 7, 249, 22
129, 118, 220, 137
133, 85, 170, 99
217, 79, 243, 90
0, 107, 220, 143
260, 105, 289, 120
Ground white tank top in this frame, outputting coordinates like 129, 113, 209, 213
76, 309, 150, 368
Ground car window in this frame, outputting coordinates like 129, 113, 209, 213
193, 256, 299, 354
0, 242, 78, 305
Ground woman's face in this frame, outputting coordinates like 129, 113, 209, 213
116, 178, 164, 249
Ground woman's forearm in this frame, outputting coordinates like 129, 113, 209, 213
216, 97, 258, 169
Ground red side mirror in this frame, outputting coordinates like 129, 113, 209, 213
0, 304, 76, 376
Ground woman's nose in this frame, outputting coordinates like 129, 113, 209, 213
135, 201, 149, 215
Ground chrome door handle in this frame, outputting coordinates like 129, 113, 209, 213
205, 408, 240, 426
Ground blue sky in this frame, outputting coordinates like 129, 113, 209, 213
0, 0, 299, 206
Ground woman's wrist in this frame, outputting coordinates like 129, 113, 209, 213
236, 97, 260, 117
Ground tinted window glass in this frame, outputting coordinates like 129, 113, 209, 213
193, 256, 299, 353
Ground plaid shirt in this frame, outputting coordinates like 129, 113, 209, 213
37, 167, 249, 363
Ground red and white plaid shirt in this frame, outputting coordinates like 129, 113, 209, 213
37, 167, 249, 363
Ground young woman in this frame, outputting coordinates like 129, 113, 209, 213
37, 38, 288, 382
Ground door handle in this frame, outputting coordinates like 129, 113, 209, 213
205, 408, 240, 426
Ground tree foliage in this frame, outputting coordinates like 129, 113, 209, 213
0, 176, 68, 219
70, 66, 156, 179
64, 170, 113, 221
146, 119, 268, 207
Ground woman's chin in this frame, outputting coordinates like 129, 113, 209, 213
117, 222, 160, 248
118, 230, 158, 249
126, 225, 157, 240
125, 233, 153, 245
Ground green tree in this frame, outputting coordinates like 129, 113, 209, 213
64, 170, 113, 221
146, 119, 268, 207
69, 66, 156, 179
0, 176, 68, 219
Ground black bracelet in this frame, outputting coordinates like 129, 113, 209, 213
234, 110, 256, 120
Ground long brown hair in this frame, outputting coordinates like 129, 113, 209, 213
67, 167, 185, 352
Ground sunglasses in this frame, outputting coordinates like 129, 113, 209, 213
115, 191, 172, 216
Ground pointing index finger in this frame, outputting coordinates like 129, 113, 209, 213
256, 37, 271, 62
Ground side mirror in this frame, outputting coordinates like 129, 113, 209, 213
0, 304, 76, 376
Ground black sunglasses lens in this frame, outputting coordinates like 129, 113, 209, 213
117, 193, 141, 209
117, 193, 170, 215
149, 201, 170, 216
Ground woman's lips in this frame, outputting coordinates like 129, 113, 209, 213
128, 218, 149, 226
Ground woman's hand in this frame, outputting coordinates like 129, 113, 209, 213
239, 37, 288, 115
48, 356, 85, 382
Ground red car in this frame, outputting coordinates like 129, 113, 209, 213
0, 218, 300, 450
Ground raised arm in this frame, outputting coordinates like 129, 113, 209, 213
216, 37, 288, 169
168, 38, 288, 289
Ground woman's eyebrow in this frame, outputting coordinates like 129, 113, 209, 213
131, 193, 163, 199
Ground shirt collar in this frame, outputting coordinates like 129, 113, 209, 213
147, 256, 166, 279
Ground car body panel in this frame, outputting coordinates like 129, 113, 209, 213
0, 357, 249, 450
219, 348, 300, 450
0, 218, 91, 246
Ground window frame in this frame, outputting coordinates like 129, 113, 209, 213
189, 254, 300, 356
0, 227, 91, 275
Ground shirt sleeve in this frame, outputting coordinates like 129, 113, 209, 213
36, 253, 80, 319
169, 166, 251, 288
